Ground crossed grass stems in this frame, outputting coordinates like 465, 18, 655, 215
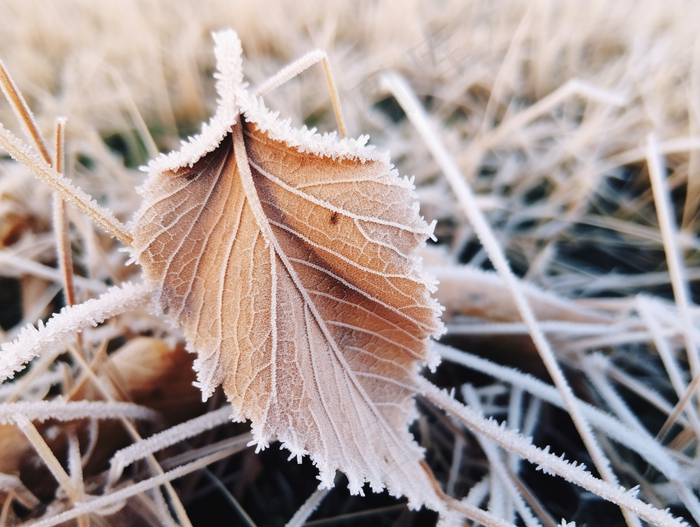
0, 40, 697, 527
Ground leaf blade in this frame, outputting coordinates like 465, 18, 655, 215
131, 29, 444, 510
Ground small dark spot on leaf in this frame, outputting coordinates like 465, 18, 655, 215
330, 211, 339, 225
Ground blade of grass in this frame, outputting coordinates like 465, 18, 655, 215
0, 124, 132, 245
284, 486, 331, 527
421, 380, 688, 527
646, 133, 700, 438
0, 60, 51, 163
384, 70, 640, 527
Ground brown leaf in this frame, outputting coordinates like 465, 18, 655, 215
131, 30, 444, 508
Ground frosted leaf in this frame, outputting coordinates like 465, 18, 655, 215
130, 30, 444, 509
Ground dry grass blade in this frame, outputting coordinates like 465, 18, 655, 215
254, 50, 347, 138
0, 60, 51, 164
0, 282, 151, 381
108, 406, 234, 484
462, 384, 546, 527
384, 71, 639, 525
0, 474, 39, 510
0, 400, 158, 423
0, 123, 132, 245
14, 414, 81, 504
421, 382, 688, 527
434, 344, 684, 483
0, 59, 131, 246
646, 134, 700, 442
24, 446, 242, 527
51, 118, 77, 308
284, 487, 330, 527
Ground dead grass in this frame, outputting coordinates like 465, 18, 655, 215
0, 0, 699, 525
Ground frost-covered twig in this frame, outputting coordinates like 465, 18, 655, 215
0, 123, 132, 245
284, 486, 331, 527
421, 380, 688, 527
462, 384, 543, 527
0, 399, 158, 424
435, 344, 685, 483
0, 282, 152, 382
108, 406, 232, 484
23, 444, 246, 527
385, 71, 633, 523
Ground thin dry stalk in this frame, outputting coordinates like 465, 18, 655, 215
0, 58, 112, 360
107, 406, 233, 485
478, 79, 625, 151
462, 384, 544, 527
254, 50, 347, 137
158, 434, 252, 471
0, 252, 106, 293
63, 343, 193, 527
647, 133, 700, 438
24, 446, 244, 527
637, 296, 700, 439
505, 467, 558, 527
0, 476, 39, 511
0, 60, 51, 163
385, 71, 639, 527
51, 118, 77, 308
0, 124, 132, 245
0, 490, 14, 527
14, 414, 82, 504
419, 460, 515, 527
446, 433, 465, 496
435, 345, 690, 498
422, 381, 686, 527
